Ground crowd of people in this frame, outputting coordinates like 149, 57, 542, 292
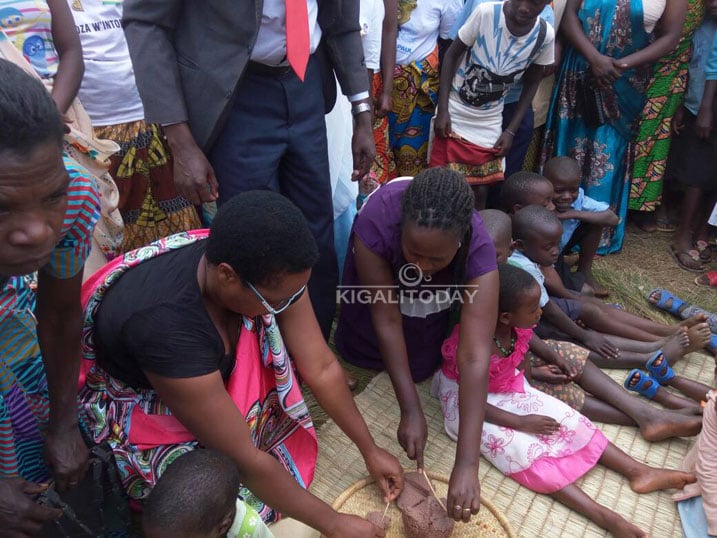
0, 0, 716, 536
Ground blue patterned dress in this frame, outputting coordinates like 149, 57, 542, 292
542, 0, 652, 254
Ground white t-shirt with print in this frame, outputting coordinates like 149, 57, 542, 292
68, 0, 144, 125
395, 0, 462, 65
447, 1, 554, 147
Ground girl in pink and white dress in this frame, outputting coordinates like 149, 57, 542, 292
432, 263, 696, 538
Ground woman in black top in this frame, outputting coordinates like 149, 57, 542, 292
79, 191, 402, 538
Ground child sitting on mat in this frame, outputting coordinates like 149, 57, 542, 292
478, 210, 703, 441
430, 0, 554, 208
543, 156, 618, 298
508, 206, 711, 368
432, 263, 696, 537
143, 450, 274, 538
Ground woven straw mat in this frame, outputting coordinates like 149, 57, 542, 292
309, 351, 713, 537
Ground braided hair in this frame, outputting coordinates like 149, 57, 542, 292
401, 168, 475, 317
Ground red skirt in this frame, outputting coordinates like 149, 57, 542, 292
429, 134, 504, 185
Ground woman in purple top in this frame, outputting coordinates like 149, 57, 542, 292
335, 168, 498, 523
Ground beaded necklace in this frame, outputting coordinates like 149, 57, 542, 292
492, 330, 516, 357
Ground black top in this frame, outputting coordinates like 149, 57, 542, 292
94, 241, 235, 388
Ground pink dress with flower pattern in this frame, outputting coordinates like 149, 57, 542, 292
431, 325, 608, 493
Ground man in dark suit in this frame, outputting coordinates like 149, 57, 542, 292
122, 0, 375, 340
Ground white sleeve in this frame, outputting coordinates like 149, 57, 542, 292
457, 3, 484, 47
440, 0, 465, 39
361, 0, 383, 70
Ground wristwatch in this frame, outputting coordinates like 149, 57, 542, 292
351, 102, 372, 116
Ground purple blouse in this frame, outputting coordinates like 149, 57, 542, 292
334, 179, 497, 381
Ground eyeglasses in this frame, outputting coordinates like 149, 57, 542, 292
246, 281, 306, 315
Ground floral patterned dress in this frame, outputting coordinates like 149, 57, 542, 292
432, 325, 608, 494
541, 0, 653, 254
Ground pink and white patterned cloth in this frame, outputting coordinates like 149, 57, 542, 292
432, 325, 608, 493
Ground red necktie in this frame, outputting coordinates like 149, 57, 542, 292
285, 0, 310, 81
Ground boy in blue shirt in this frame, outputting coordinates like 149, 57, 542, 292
544, 156, 618, 298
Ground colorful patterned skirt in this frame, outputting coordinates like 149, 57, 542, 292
628, 0, 705, 212
0, 276, 49, 482
428, 133, 503, 185
77, 231, 318, 523
94, 121, 201, 252
388, 49, 439, 177
371, 72, 397, 184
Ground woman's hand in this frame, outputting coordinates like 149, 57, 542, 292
376, 89, 392, 118
363, 447, 403, 502
44, 426, 89, 491
434, 110, 452, 139
589, 54, 621, 86
397, 408, 427, 470
446, 463, 480, 523
325, 514, 386, 538
520, 414, 560, 435
0, 479, 62, 537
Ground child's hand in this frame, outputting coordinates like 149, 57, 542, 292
582, 331, 620, 360
531, 365, 568, 384
493, 130, 514, 157
521, 414, 560, 435
672, 107, 686, 135
696, 106, 714, 140
434, 111, 452, 139
552, 355, 579, 380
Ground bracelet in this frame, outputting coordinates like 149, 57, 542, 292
504, 128, 516, 136
351, 102, 372, 116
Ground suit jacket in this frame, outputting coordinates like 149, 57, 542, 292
122, 0, 368, 151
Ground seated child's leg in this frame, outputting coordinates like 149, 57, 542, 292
578, 302, 664, 343
624, 370, 702, 411
574, 222, 609, 297
599, 442, 695, 494
472, 184, 488, 210
551, 484, 647, 537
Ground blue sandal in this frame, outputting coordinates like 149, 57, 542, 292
645, 351, 675, 385
624, 369, 659, 399
646, 289, 686, 318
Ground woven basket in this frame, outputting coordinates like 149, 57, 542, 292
329, 471, 516, 538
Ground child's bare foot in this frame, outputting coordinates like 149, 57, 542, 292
685, 322, 712, 354
661, 329, 690, 364
678, 313, 707, 329
584, 275, 609, 298
629, 466, 695, 494
639, 411, 702, 441
604, 513, 649, 538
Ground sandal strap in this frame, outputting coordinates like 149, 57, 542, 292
646, 351, 675, 385
623, 369, 659, 399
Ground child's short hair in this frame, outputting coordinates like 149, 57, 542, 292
500, 171, 553, 211
479, 209, 512, 245
498, 263, 538, 313
512, 205, 561, 242
143, 449, 240, 536
543, 156, 581, 181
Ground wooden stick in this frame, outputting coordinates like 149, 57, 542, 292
379, 500, 391, 526
421, 470, 447, 512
